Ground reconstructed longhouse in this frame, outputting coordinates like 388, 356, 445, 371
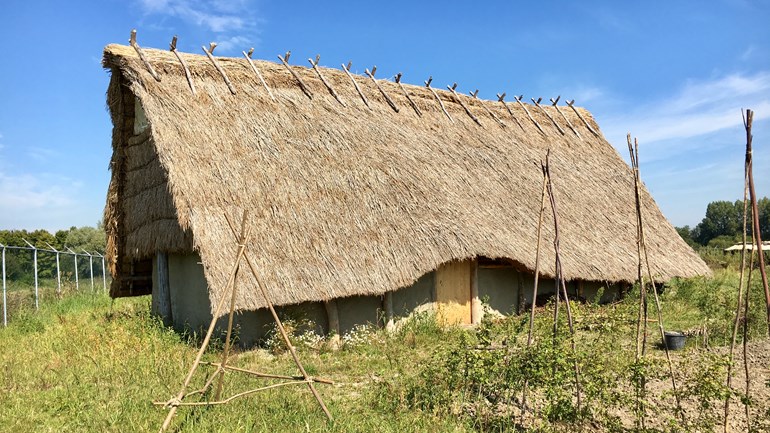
103, 41, 710, 345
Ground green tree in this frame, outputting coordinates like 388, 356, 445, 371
675, 225, 698, 248
694, 201, 742, 245
0, 222, 106, 282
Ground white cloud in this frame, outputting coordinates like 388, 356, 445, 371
740, 45, 757, 61
136, 0, 262, 53
215, 35, 253, 54
0, 172, 76, 209
26, 146, 59, 163
601, 71, 770, 158
0, 171, 88, 231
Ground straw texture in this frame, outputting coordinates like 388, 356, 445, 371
103, 43, 710, 312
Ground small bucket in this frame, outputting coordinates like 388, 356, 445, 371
663, 331, 686, 350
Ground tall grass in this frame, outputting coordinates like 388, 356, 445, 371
1, 266, 767, 432
0, 292, 470, 432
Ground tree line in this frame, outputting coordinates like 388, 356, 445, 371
0, 223, 107, 283
676, 197, 770, 249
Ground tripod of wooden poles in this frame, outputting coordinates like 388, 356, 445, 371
722, 108, 770, 433
155, 211, 333, 433
520, 145, 685, 428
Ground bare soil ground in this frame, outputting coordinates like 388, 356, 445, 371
637, 339, 769, 432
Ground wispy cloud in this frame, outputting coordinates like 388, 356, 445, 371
26, 146, 59, 163
601, 71, 770, 158
740, 45, 757, 61
0, 172, 76, 210
136, 0, 262, 53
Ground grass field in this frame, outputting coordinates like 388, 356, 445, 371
1, 269, 769, 432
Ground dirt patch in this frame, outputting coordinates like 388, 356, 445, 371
629, 339, 770, 432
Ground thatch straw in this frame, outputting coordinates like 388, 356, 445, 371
102, 43, 710, 313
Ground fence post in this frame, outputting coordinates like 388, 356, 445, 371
98, 253, 107, 293
23, 239, 39, 310
83, 250, 94, 292
45, 243, 62, 297
2, 244, 6, 327
67, 248, 79, 291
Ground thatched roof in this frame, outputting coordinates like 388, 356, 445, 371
103, 43, 710, 312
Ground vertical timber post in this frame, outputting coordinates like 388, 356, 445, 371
72, 250, 79, 291
384, 292, 394, 331
100, 255, 107, 293
88, 252, 94, 292
46, 243, 61, 297
55, 251, 61, 296
153, 252, 172, 326
24, 240, 39, 309
470, 258, 481, 325
324, 300, 340, 346
33, 246, 38, 309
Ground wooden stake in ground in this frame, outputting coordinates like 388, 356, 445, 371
723, 129, 751, 433
521, 163, 549, 409
222, 215, 332, 421
628, 134, 649, 429
543, 151, 582, 413
627, 135, 685, 423
743, 109, 770, 335
157, 212, 333, 432
159, 212, 252, 433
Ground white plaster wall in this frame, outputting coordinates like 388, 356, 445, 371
478, 267, 520, 315
167, 253, 212, 332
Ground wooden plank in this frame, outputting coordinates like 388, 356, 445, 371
470, 258, 481, 325
435, 260, 471, 324
152, 252, 173, 326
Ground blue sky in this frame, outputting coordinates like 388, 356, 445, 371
0, 0, 768, 232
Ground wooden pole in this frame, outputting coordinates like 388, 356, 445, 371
496, 93, 525, 131
425, 77, 453, 122
244, 48, 276, 101
159, 215, 251, 433
550, 96, 580, 139
202, 43, 237, 95
341, 62, 370, 109
521, 163, 549, 408
470, 259, 481, 325
170, 36, 196, 95
384, 292, 395, 331
566, 100, 599, 136
723, 136, 751, 433
514, 95, 545, 134
129, 29, 161, 82
224, 216, 333, 421
743, 109, 770, 334
395, 73, 422, 116
278, 51, 313, 100
544, 153, 582, 412
446, 83, 481, 125
365, 66, 399, 113
470, 90, 505, 128
532, 97, 565, 135
214, 221, 244, 400
2, 245, 6, 327
628, 134, 648, 429
629, 136, 685, 421
742, 249, 755, 429
309, 55, 346, 107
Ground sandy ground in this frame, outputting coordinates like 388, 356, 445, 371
634, 339, 769, 432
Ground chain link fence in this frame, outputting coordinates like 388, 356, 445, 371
1, 241, 110, 326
